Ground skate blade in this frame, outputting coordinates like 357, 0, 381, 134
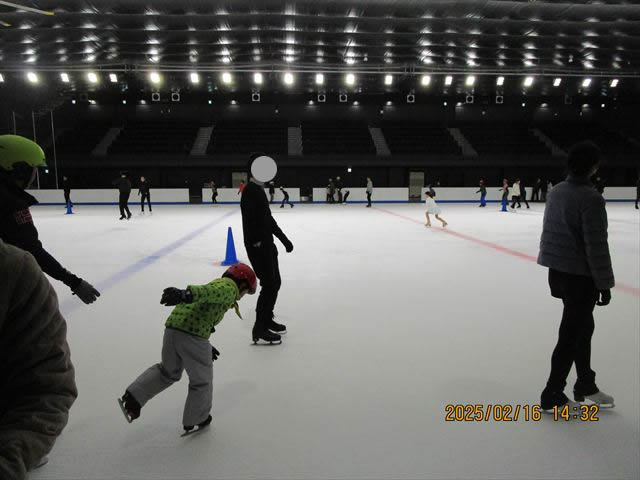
268, 329, 287, 335
181, 425, 210, 437
252, 339, 283, 345
576, 399, 615, 409
117, 398, 133, 423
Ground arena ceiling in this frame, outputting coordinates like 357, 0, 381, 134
0, 1, 639, 97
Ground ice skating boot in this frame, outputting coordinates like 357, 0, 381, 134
182, 415, 212, 436
119, 216, 126, 220
127, 212, 132, 220
34, 455, 49, 469
574, 390, 614, 408
118, 390, 141, 423
252, 327, 282, 345
268, 313, 287, 335
541, 390, 580, 412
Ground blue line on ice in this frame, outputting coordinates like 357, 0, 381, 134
59, 209, 238, 315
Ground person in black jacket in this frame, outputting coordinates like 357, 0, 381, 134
532, 178, 542, 202
61, 175, 72, 208
476, 179, 487, 207
268, 182, 275, 203
335, 176, 343, 203
0, 135, 100, 305
540, 179, 549, 202
138, 176, 152, 214
241, 153, 294, 344
113, 172, 132, 220
279, 186, 294, 208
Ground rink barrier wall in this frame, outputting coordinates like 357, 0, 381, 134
27, 187, 638, 205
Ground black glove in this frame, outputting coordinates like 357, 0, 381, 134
211, 345, 220, 362
160, 287, 193, 306
72, 279, 100, 304
596, 289, 611, 306
281, 237, 294, 253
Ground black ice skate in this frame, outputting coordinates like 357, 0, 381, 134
252, 328, 282, 345
118, 390, 141, 423
268, 313, 287, 335
181, 415, 212, 437
119, 216, 126, 220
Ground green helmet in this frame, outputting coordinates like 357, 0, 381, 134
0, 135, 46, 171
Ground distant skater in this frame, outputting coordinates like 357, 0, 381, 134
279, 186, 294, 208
499, 179, 509, 212
211, 181, 218, 204
510, 179, 522, 209
532, 178, 542, 202
327, 178, 335, 203
342, 190, 350, 203
336, 176, 343, 203
476, 179, 487, 207
268, 182, 275, 203
138, 176, 152, 213
113, 172, 132, 220
61, 175, 72, 208
424, 190, 448, 228
520, 180, 530, 208
366, 177, 373, 207
118, 264, 257, 434
541, 179, 549, 202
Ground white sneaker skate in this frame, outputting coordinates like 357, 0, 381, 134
574, 391, 615, 408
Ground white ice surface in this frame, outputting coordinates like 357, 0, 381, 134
27, 203, 640, 480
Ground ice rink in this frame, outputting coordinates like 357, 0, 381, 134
28, 201, 639, 480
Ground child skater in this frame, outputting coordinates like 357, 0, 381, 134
499, 178, 509, 212
118, 263, 257, 435
424, 190, 448, 228
476, 179, 487, 207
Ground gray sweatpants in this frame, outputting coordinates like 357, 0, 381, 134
127, 328, 213, 427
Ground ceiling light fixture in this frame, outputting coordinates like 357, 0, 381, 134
582, 78, 592, 87
222, 72, 232, 84
254, 72, 263, 85
465, 75, 475, 86
421, 75, 431, 86
87, 72, 98, 83
27, 72, 39, 83
384, 74, 393, 85
284, 72, 294, 85
109, 73, 118, 83
149, 71, 160, 84
610, 78, 619, 88
523, 76, 534, 87
553, 78, 562, 87
346, 73, 355, 85
496, 76, 504, 86
315, 73, 324, 85
60, 73, 69, 83
444, 75, 453, 86
190, 72, 199, 84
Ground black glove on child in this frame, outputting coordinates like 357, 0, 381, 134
211, 346, 220, 362
596, 289, 611, 306
160, 287, 193, 306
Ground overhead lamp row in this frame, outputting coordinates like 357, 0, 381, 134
0, 71, 620, 89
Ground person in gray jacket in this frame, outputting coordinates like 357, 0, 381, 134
537, 141, 615, 411
0, 240, 77, 480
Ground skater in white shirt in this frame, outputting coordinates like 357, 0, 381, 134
424, 191, 448, 228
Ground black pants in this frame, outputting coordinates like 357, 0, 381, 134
269, 193, 274, 203
635, 193, 639, 208
212, 193, 218, 204
532, 189, 539, 202
366, 191, 372, 206
510, 196, 521, 208
337, 190, 343, 203
140, 193, 152, 212
64, 190, 71, 206
119, 192, 132, 217
280, 196, 293, 208
246, 242, 281, 331
542, 269, 599, 408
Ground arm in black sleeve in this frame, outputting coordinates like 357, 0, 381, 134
6, 220, 81, 290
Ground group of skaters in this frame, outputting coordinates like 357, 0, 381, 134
63, 172, 153, 219
0, 134, 636, 479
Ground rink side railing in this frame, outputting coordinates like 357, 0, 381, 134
28, 187, 638, 206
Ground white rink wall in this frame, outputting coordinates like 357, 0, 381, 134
28, 186, 637, 204
202, 188, 301, 203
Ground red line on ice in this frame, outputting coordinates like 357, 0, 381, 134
373, 206, 640, 298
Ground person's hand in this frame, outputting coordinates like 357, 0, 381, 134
161, 287, 192, 306
211, 345, 220, 362
282, 237, 294, 253
596, 289, 611, 306
253, 241, 262, 248
72, 279, 100, 304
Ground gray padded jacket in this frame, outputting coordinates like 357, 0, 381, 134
537, 176, 615, 290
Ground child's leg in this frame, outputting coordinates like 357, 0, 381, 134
435, 214, 448, 226
178, 332, 214, 427
425, 212, 431, 226
127, 329, 183, 408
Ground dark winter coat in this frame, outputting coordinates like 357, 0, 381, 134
138, 181, 150, 195
240, 180, 289, 247
538, 175, 614, 290
0, 178, 81, 289
113, 177, 131, 194
0, 240, 77, 480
